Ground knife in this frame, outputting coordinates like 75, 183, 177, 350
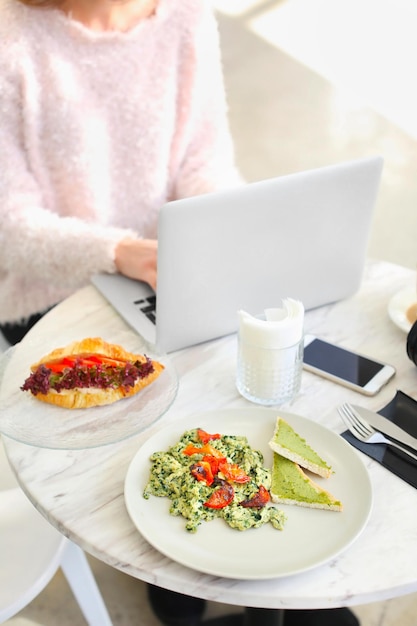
351, 404, 417, 451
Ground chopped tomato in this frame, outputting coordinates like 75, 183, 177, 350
239, 485, 271, 508
43, 362, 68, 373
203, 444, 224, 459
61, 357, 76, 366
197, 428, 221, 444
190, 461, 215, 486
44, 353, 126, 373
44, 363, 68, 374
218, 459, 250, 484
44, 356, 78, 373
85, 354, 127, 367
204, 480, 234, 509
202, 454, 222, 475
75, 357, 101, 367
182, 443, 224, 458
182, 443, 204, 456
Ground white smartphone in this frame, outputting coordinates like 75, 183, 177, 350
303, 335, 396, 395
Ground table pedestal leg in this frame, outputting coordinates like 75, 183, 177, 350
244, 607, 285, 625
203, 607, 285, 626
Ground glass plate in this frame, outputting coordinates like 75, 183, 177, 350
125, 409, 372, 580
0, 332, 178, 449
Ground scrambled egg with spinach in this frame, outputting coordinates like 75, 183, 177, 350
143, 428, 286, 533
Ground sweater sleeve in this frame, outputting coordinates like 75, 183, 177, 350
169, 2, 244, 200
0, 63, 136, 291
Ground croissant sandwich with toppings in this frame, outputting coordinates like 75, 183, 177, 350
20, 337, 164, 409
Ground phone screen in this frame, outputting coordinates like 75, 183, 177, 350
304, 339, 384, 387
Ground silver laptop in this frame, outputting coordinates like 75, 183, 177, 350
91, 156, 383, 353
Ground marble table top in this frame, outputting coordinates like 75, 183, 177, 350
2, 259, 417, 610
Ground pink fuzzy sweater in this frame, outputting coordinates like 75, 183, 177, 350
0, 0, 241, 323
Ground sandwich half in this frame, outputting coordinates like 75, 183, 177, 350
270, 453, 343, 511
269, 417, 332, 478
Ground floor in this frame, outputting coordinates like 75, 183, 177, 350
2, 0, 417, 624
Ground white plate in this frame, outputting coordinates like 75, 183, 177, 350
0, 332, 178, 449
388, 286, 417, 333
124, 409, 372, 580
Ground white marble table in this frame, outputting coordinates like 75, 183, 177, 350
2, 260, 417, 612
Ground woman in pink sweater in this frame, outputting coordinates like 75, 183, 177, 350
0, 0, 241, 343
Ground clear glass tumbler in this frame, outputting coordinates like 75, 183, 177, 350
236, 334, 304, 406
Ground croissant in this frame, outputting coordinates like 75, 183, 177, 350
21, 337, 164, 409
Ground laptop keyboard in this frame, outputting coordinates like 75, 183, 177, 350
133, 295, 157, 324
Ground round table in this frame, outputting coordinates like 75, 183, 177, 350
1, 260, 417, 624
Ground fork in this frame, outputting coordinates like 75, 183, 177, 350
338, 403, 417, 463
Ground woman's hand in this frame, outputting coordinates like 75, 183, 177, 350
114, 238, 158, 290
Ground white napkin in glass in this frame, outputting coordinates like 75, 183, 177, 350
238, 298, 304, 349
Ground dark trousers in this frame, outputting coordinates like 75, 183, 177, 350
0, 310, 53, 346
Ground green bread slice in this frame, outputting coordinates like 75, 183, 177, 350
268, 417, 332, 478
271, 453, 343, 511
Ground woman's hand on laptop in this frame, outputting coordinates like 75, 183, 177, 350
115, 237, 158, 290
